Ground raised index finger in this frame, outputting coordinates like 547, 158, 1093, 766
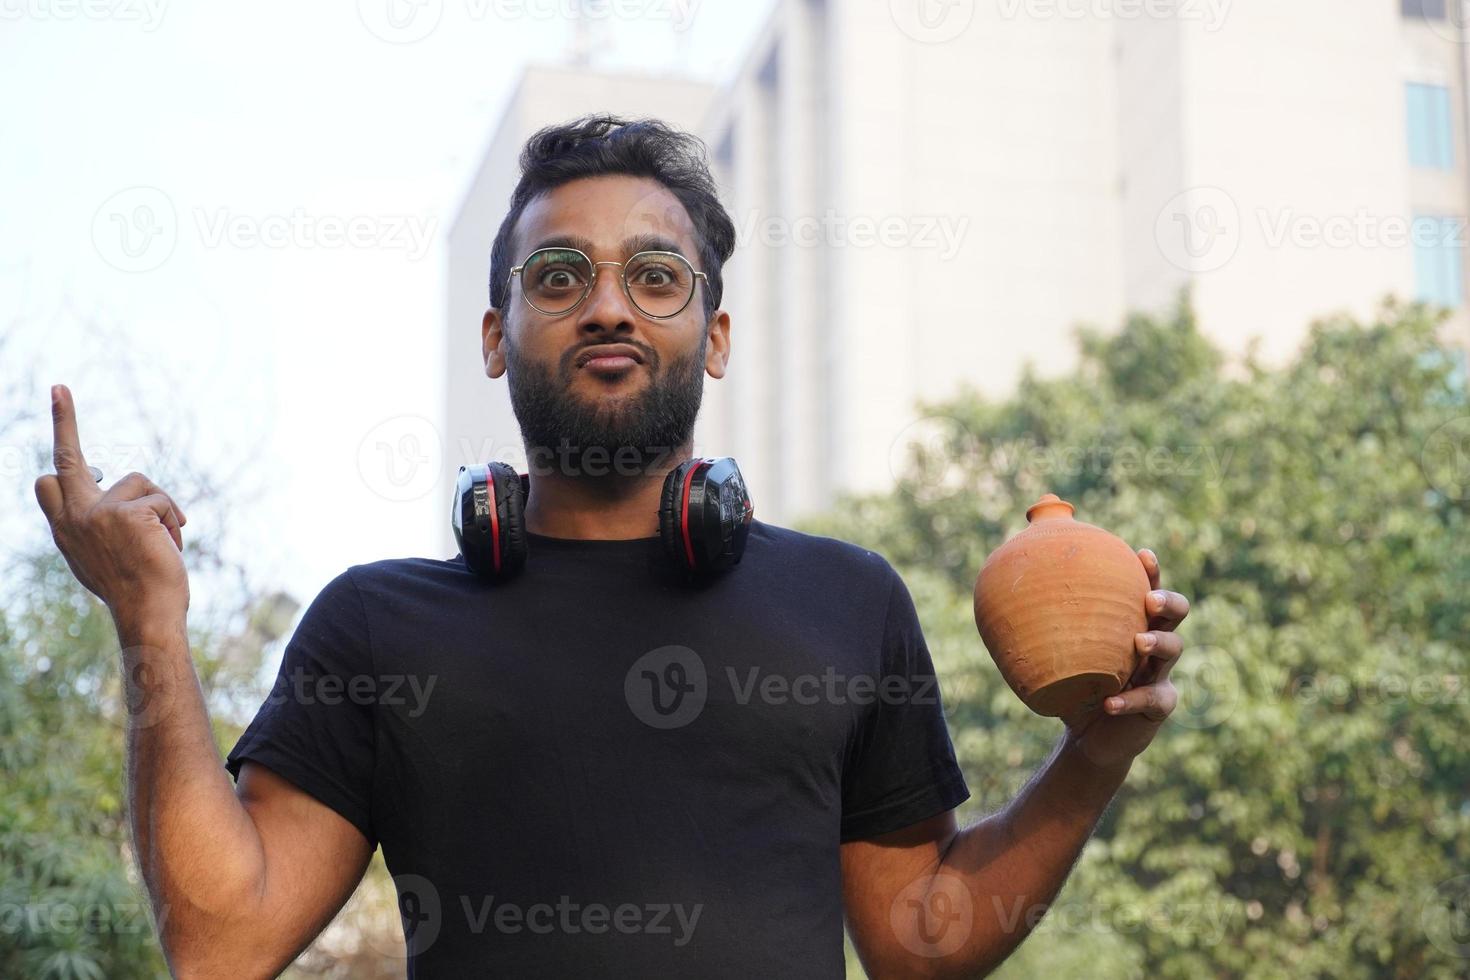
50, 384, 99, 504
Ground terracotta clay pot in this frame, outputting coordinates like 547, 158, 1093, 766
973, 494, 1148, 721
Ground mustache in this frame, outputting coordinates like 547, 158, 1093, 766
561, 339, 659, 376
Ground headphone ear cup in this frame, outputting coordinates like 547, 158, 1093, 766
486, 462, 528, 579
658, 458, 700, 572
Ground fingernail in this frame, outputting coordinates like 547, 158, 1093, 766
1150, 590, 1166, 608
1106, 697, 1124, 712
50, 385, 59, 403
1137, 632, 1156, 651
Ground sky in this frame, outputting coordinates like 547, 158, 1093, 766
2, 0, 776, 615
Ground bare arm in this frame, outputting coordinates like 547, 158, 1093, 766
36, 384, 373, 978
842, 735, 1128, 979
843, 555, 1191, 978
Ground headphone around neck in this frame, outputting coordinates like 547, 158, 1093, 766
451, 457, 754, 583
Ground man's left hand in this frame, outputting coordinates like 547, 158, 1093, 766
1064, 548, 1191, 770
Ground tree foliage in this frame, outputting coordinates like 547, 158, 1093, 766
810, 296, 1470, 979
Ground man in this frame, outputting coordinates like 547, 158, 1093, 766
35, 115, 1190, 977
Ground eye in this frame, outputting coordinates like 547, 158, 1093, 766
630, 264, 677, 288
537, 265, 586, 291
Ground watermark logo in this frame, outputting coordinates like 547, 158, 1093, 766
888, 414, 974, 504
1421, 416, 1470, 500
731, 209, 970, 261
0, 0, 169, 30
1165, 644, 1242, 729
193, 208, 436, 260
1416, 0, 1470, 44
889, 0, 975, 43
891, 873, 973, 958
624, 645, 708, 729
357, 415, 443, 502
1155, 186, 1240, 273
357, 0, 698, 43
357, 0, 443, 42
1422, 874, 1470, 958
92, 186, 177, 273
995, 0, 1231, 31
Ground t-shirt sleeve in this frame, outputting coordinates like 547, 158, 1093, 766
224, 566, 377, 846
840, 565, 971, 842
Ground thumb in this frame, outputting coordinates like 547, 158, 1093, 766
35, 473, 65, 527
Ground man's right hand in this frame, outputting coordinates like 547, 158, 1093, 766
33, 383, 191, 626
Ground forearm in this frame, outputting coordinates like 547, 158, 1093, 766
115, 609, 268, 971
930, 731, 1131, 977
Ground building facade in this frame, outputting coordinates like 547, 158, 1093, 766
444, 0, 1470, 545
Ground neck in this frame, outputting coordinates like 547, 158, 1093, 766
521, 446, 692, 540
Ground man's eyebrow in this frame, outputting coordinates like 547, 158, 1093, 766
621, 233, 687, 257
527, 234, 598, 254
524, 233, 690, 258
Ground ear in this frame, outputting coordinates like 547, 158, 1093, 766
482, 308, 507, 379
704, 308, 731, 380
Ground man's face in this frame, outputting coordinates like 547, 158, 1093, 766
482, 174, 731, 477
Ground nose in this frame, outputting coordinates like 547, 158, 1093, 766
576, 261, 638, 334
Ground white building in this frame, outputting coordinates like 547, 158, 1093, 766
444, 0, 1470, 546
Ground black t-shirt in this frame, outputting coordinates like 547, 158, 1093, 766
224, 519, 970, 977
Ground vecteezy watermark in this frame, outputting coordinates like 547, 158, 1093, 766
1155, 186, 1241, 273
358, 415, 444, 503
730, 209, 971, 262
1288, 671, 1469, 708
193, 208, 436, 260
1, 440, 175, 483
1255, 209, 1467, 252
0, 0, 168, 30
1421, 416, 1470, 501
888, 0, 976, 44
103, 647, 182, 733
1422, 874, 1470, 958
624, 646, 942, 729
0, 899, 162, 936
1157, 190, 1470, 274
888, 414, 975, 504
91, 187, 437, 272
983, 440, 1236, 485
726, 666, 941, 708
92, 186, 178, 273
460, 895, 703, 945
356, 0, 698, 43
996, 0, 1231, 30
991, 894, 1240, 944
893, 424, 1237, 505
625, 645, 708, 730
1413, 0, 1470, 45
1165, 643, 1242, 730
266, 667, 438, 719
362, 875, 703, 956
890, 873, 974, 959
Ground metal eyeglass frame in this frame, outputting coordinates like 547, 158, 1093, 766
507, 246, 708, 320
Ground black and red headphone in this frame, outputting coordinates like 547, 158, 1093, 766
451, 457, 754, 583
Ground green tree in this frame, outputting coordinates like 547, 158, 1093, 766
811, 296, 1470, 979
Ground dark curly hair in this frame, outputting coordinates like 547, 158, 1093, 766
488, 114, 736, 322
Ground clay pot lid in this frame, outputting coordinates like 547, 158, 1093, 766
1025, 493, 1076, 523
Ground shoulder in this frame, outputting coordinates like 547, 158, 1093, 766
746, 520, 901, 590
323, 555, 473, 606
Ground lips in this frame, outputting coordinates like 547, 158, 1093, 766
575, 344, 646, 369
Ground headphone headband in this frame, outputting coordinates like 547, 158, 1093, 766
452, 457, 753, 583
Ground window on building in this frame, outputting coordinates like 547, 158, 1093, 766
1407, 83, 1455, 169
1403, 0, 1448, 19
1413, 214, 1466, 308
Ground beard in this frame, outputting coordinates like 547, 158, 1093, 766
503, 331, 707, 478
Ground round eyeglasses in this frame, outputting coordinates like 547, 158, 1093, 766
508, 247, 708, 320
